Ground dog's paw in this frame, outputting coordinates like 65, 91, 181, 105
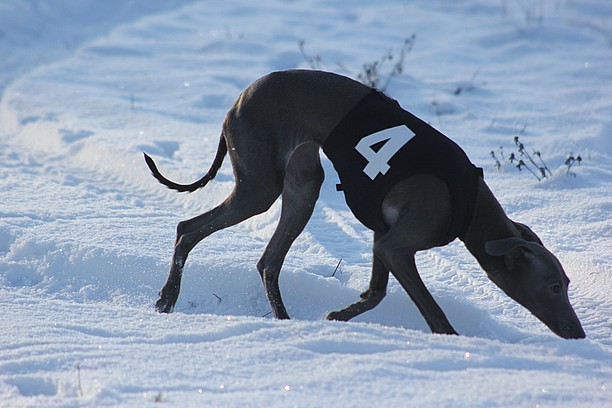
155, 297, 174, 313
325, 310, 349, 321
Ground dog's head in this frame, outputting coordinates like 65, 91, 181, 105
484, 225, 585, 339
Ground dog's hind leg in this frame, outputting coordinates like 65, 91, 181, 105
256, 143, 324, 319
326, 232, 390, 321
156, 163, 284, 313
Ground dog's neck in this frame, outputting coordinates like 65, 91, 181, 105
461, 178, 518, 273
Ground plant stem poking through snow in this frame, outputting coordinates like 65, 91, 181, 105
299, 36, 416, 92
516, 159, 542, 181
565, 153, 582, 177
331, 258, 343, 277
514, 136, 547, 181
357, 35, 416, 91
492, 135, 585, 180
534, 150, 553, 177
298, 40, 322, 70
492, 135, 547, 181
454, 69, 482, 95
77, 364, 83, 397
490, 150, 502, 170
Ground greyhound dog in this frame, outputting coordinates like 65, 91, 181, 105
144, 69, 585, 339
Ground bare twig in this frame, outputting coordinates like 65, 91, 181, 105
331, 258, 343, 277
77, 364, 84, 397
565, 153, 582, 177
299, 36, 415, 92
516, 159, 541, 181
490, 150, 502, 170
380, 35, 416, 91
515, 136, 546, 180
534, 150, 552, 177
298, 40, 322, 69
495, 136, 583, 180
454, 68, 481, 95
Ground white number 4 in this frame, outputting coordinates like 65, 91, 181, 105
355, 125, 414, 180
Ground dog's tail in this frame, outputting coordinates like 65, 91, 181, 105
143, 135, 227, 193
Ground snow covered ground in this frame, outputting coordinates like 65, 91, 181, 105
0, 0, 610, 406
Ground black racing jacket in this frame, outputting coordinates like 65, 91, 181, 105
322, 90, 482, 244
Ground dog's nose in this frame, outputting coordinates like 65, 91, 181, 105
558, 320, 586, 339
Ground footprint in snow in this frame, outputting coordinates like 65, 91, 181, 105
20, 112, 59, 126
139, 140, 181, 159
6, 377, 58, 397
59, 129, 95, 144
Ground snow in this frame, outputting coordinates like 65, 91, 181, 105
0, 0, 610, 406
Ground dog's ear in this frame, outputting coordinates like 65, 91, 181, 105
485, 237, 526, 257
485, 237, 533, 271
513, 222, 543, 246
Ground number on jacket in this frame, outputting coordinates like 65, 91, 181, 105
355, 125, 414, 180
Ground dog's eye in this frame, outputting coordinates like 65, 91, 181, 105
550, 283, 561, 294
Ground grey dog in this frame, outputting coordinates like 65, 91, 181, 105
145, 69, 585, 339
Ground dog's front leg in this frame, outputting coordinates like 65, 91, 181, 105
373, 234, 457, 335
326, 232, 389, 321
